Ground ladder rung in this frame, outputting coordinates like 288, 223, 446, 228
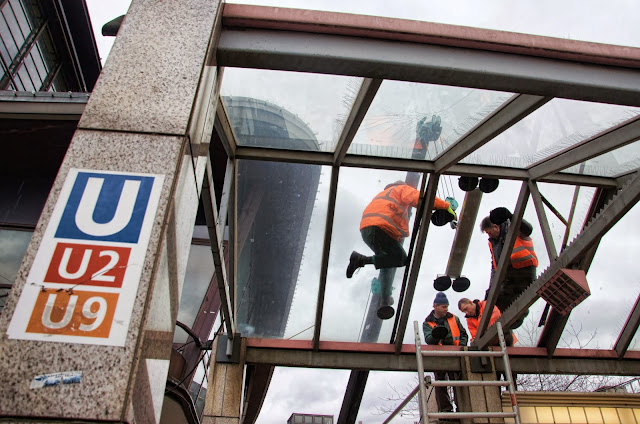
428, 412, 517, 419
428, 380, 509, 387
420, 350, 503, 357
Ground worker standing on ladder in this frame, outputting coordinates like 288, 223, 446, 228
480, 207, 538, 330
346, 181, 455, 319
423, 292, 468, 413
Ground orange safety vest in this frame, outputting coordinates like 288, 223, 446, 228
466, 301, 518, 345
426, 316, 461, 346
360, 184, 448, 241
489, 236, 538, 270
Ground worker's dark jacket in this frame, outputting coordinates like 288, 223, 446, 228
488, 219, 537, 279
423, 311, 468, 346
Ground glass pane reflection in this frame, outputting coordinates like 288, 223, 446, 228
220, 67, 361, 152
465, 99, 640, 170
176, 244, 214, 330
562, 139, 640, 177
349, 80, 513, 160
0, 228, 31, 286
236, 159, 326, 339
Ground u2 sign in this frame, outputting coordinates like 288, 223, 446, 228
8, 169, 164, 346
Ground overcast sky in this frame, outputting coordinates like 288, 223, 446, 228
84, 1, 640, 423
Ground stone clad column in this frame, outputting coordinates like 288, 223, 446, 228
0, 0, 222, 421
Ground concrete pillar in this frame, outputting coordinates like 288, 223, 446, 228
202, 337, 247, 424
459, 355, 504, 424
0, 0, 222, 421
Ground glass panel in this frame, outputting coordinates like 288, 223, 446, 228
0, 228, 32, 300
176, 244, 214, 330
552, 406, 572, 424
236, 160, 326, 338
16, 63, 34, 90
322, 167, 416, 343
561, 140, 640, 177
569, 407, 588, 423
9, 0, 30, 38
2, 5, 25, 57
294, 416, 303, 423
556, 201, 640, 350
22, 54, 42, 88
220, 67, 361, 152
349, 80, 513, 160
464, 99, 640, 169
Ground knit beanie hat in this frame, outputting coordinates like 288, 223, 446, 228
434, 291, 449, 305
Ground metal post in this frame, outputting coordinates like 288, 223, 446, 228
497, 322, 521, 424
414, 321, 429, 424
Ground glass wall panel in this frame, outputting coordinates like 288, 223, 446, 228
349, 80, 513, 160
561, 140, 640, 178
465, 99, 640, 170
236, 160, 326, 339
9, 0, 30, 38
0, 228, 31, 285
322, 167, 424, 343
556, 201, 640, 350
220, 67, 361, 152
176, 244, 215, 331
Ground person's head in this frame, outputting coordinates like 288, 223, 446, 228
480, 216, 501, 240
433, 292, 449, 318
384, 180, 406, 190
458, 298, 476, 316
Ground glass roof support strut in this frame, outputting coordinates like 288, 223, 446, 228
528, 181, 559, 261
434, 94, 551, 173
393, 173, 439, 353
202, 154, 235, 337
333, 78, 382, 165
475, 171, 640, 348
614, 293, 640, 357
444, 188, 483, 279
528, 115, 640, 180
475, 181, 530, 341
312, 166, 340, 350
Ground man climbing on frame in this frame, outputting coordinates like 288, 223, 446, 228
480, 207, 538, 329
345, 181, 456, 318
423, 292, 468, 413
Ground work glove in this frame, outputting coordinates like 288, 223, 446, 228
431, 326, 448, 340
445, 196, 458, 212
490, 207, 512, 225
447, 206, 457, 222
416, 115, 442, 143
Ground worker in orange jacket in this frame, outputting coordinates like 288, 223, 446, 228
457, 298, 515, 346
423, 292, 468, 413
480, 207, 538, 329
346, 180, 454, 279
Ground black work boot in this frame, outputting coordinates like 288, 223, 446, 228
346, 251, 367, 278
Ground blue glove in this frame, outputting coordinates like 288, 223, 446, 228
445, 196, 458, 212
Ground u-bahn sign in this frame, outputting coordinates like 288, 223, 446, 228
8, 169, 164, 346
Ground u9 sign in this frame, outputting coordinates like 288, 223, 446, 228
8, 169, 164, 346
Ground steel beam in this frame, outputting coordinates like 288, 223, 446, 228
334, 78, 382, 165
434, 94, 550, 173
445, 189, 483, 278
218, 29, 640, 107
202, 155, 235, 336
528, 116, 640, 180
476, 181, 530, 339
614, 294, 640, 358
536, 308, 570, 356
0, 91, 89, 119
393, 175, 439, 352
244, 345, 640, 375
312, 166, 340, 349
476, 171, 640, 348
528, 181, 558, 261
337, 371, 368, 424
232, 146, 618, 187
215, 99, 238, 159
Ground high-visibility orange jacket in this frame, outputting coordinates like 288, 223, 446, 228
424, 314, 467, 346
360, 183, 449, 241
489, 235, 538, 270
464, 300, 501, 340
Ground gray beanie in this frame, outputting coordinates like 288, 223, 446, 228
434, 291, 449, 305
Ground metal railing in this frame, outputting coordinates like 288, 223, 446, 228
384, 321, 521, 423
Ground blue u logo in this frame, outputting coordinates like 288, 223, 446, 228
56, 172, 155, 243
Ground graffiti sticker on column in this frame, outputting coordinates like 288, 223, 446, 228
8, 169, 164, 346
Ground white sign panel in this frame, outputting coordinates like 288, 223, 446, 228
8, 169, 164, 346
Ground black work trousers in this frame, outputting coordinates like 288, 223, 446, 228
361, 226, 407, 298
434, 371, 460, 412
